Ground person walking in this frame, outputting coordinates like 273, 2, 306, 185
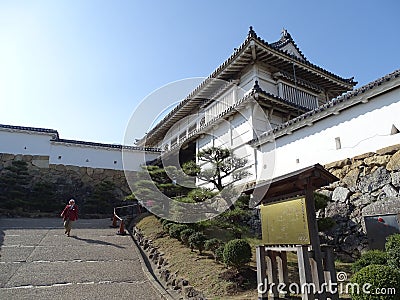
61, 199, 79, 237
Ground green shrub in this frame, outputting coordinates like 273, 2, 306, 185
223, 239, 252, 269
180, 228, 195, 246
350, 264, 400, 300
314, 192, 329, 211
163, 222, 174, 232
317, 217, 336, 232
188, 232, 207, 254
352, 250, 388, 273
386, 233, 400, 270
205, 238, 223, 252
215, 245, 225, 262
168, 224, 189, 240
205, 238, 224, 260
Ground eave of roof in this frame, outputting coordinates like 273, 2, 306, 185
0, 124, 59, 138
249, 69, 400, 147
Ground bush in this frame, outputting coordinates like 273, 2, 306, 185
317, 217, 336, 232
205, 238, 224, 253
352, 250, 388, 273
180, 228, 195, 246
314, 192, 329, 211
386, 233, 400, 270
188, 232, 207, 254
168, 224, 189, 240
215, 245, 225, 262
163, 222, 174, 232
350, 264, 400, 300
223, 239, 252, 269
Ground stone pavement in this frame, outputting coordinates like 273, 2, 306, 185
0, 218, 165, 300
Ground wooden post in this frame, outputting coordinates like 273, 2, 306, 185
305, 180, 327, 299
256, 246, 268, 300
322, 245, 339, 300
267, 250, 280, 299
297, 245, 314, 300
276, 251, 289, 295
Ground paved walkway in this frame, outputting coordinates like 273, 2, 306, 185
0, 218, 161, 300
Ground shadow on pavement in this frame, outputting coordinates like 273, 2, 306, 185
71, 236, 125, 249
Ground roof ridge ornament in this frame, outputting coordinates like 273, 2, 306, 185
253, 80, 262, 92
248, 26, 257, 38
281, 28, 292, 41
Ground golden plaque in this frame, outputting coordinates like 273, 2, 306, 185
260, 197, 310, 245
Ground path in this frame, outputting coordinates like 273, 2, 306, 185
0, 218, 162, 299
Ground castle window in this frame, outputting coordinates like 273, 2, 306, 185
114, 160, 117, 164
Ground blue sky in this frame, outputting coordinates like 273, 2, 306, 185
0, 1, 399, 145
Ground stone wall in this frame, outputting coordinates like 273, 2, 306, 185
0, 153, 132, 214
319, 144, 400, 261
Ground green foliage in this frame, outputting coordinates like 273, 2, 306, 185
205, 238, 224, 260
168, 224, 189, 240
205, 238, 223, 252
215, 245, 225, 262
180, 228, 195, 246
317, 217, 336, 232
188, 232, 207, 254
85, 180, 118, 214
350, 264, 400, 300
223, 239, 252, 269
129, 165, 192, 206
314, 192, 330, 211
352, 250, 388, 273
235, 194, 250, 209
386, 233, 400, 270
29, 181, 63, 212
163, 222, 175, 232
219, 207, 251, 224
183, 146, 250, 193
186, 188, 217, 203
0, 160, 31, 209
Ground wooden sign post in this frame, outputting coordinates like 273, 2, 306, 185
246, 164, 339, 300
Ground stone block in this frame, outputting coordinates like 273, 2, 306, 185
362, 197, 400, 216
353, 152, 375, 161
386, 150, 400, 171
392, 172, 400, 187
332, 187, 351, 203
342, 168, 360, 190
32, 159, 49, 169
376, 144, 400, 155
364, 155, 391, 167
357, 166, 391, 193
382, 184, 398, 197
325, 158, 351, 169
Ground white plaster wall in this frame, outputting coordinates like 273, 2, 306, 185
258, 87, 400, 180
0, 130, 52, 155
50, 142, 159, 171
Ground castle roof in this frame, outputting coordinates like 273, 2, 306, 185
0, 124, 60, 138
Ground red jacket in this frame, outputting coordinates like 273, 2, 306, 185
61, 204, 79, 221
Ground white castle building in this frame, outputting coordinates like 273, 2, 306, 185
1, 27, 399, 185
136, 27, 400, 186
